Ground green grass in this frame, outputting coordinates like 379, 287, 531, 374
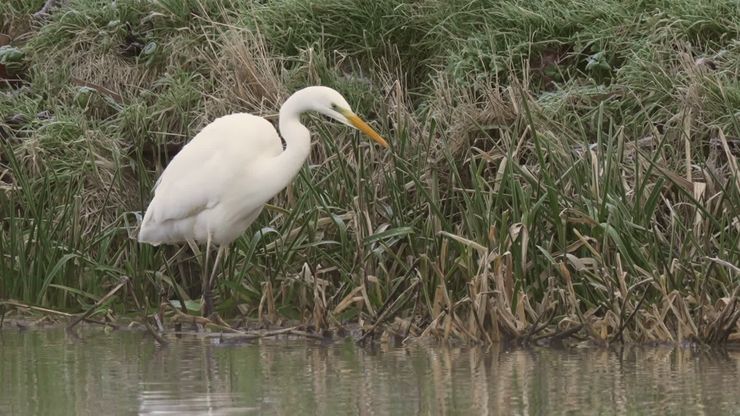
1, 0, 739, 344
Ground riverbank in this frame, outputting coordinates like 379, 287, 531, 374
1, 0, 739, 345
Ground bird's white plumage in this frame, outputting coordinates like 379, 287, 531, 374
139, 113, 282, 245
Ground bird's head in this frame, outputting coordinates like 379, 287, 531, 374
309, 87, 389, 148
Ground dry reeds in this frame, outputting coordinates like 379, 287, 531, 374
1, 0, 738, 345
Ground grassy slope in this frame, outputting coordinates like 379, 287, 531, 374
1, 0, 738, 344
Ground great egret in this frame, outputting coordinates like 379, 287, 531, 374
138, 86, 388, 316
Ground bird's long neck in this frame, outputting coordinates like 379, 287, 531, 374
273, 91, 313, 189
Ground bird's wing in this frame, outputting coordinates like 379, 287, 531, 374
145, 113, 283, 224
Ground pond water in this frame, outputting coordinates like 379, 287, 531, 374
1, 328, 739, 415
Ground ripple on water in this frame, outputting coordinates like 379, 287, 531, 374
1, 329, 739, 415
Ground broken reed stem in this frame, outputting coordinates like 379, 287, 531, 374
124, 278, 169, 345
359, 278, 420, 342
142, 317, 169, 345
612, 287, 650, 343
3, 300, 74, 317
68, 276, 129, 329
533, 324, 585, 343
166, 302, 243, 333
171, 326, 326, 341
1, 299, 115, 328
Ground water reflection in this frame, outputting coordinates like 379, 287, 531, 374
1, 328, 739, 415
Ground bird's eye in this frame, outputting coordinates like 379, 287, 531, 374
330, 103, 338, 110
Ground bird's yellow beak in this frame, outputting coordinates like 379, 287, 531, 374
340, 109, 389, 148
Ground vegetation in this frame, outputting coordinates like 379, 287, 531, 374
1, 0, 738, 345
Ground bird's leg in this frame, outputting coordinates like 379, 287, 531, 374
167, 245, 190, 315
186, 237, 204, 310
204, 245, 227, 324
202, 235, 213, 318
207, 245, 225, 297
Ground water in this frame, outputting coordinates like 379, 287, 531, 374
1, 328, 739, 415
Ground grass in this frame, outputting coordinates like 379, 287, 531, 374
1, 0, 738, 345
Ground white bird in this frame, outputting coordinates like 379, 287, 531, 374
138, 86, 388, 316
